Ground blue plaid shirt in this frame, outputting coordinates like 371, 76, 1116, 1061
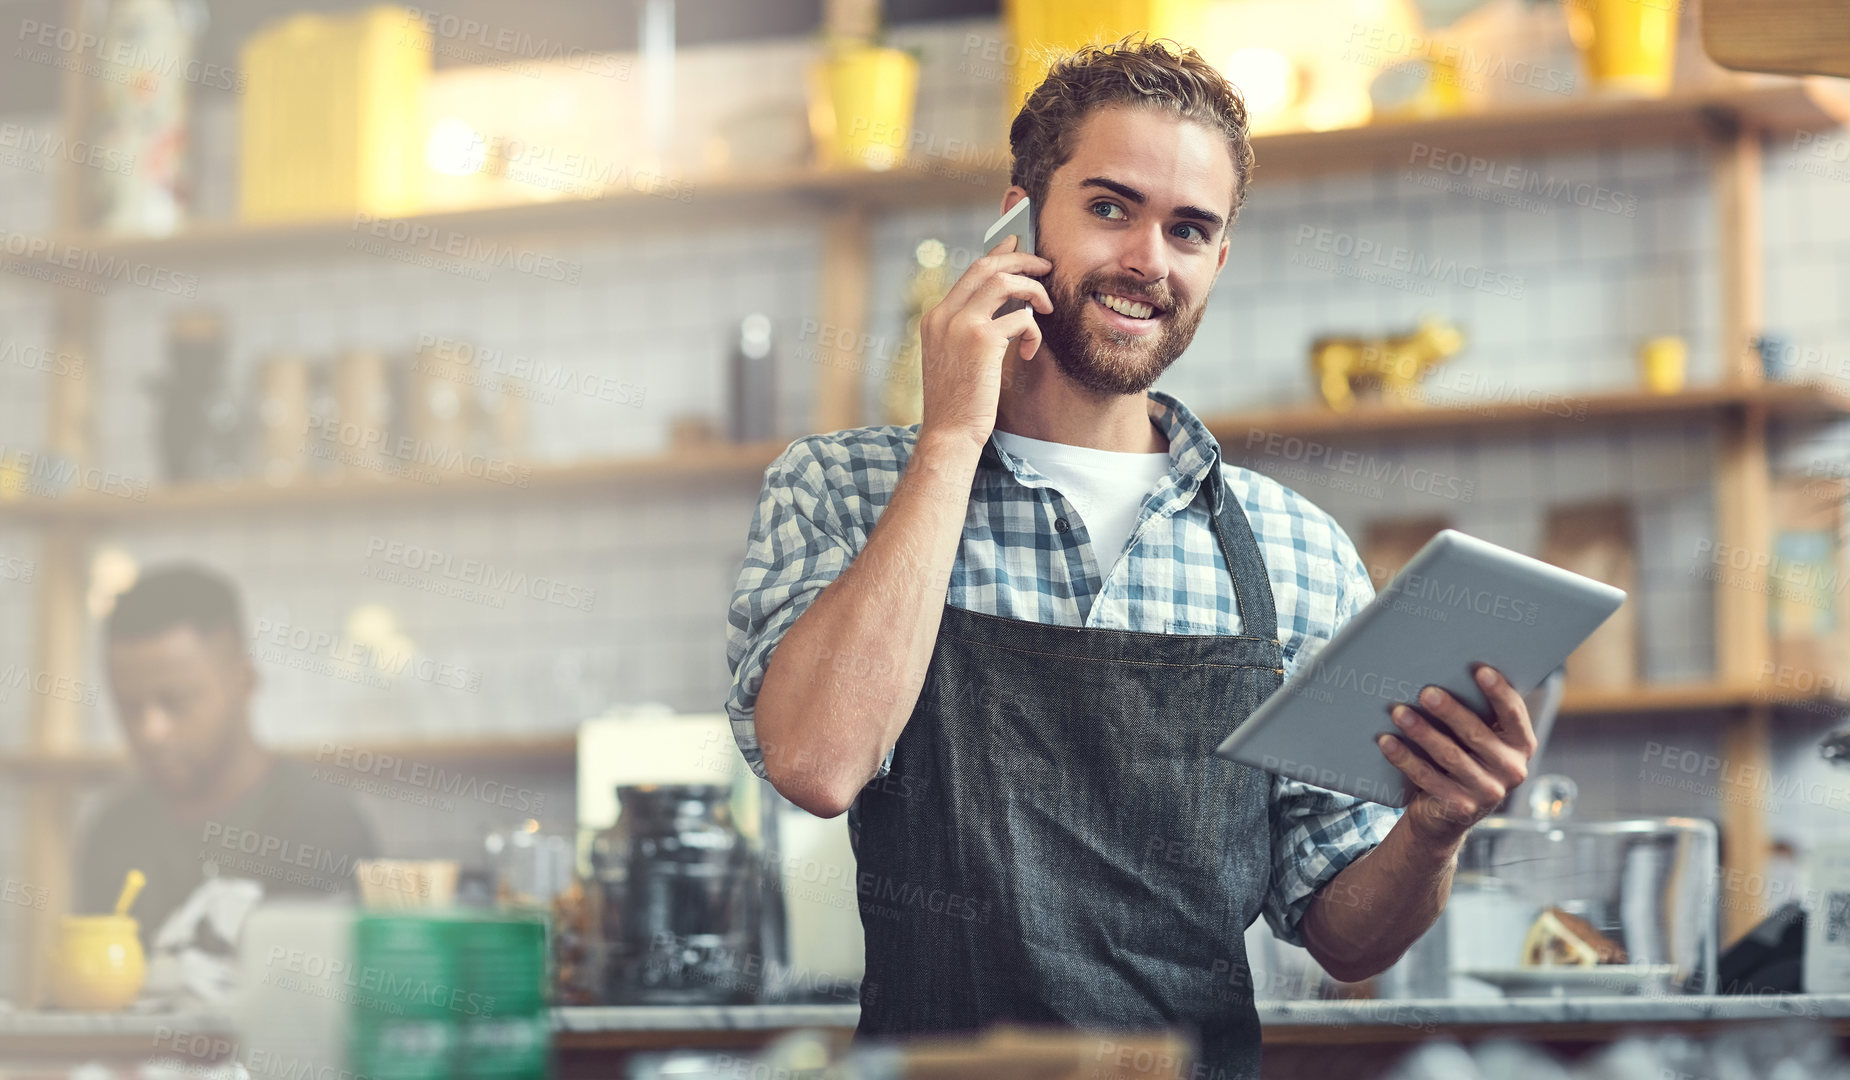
726, 388, 1402, 949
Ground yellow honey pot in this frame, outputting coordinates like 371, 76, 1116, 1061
51, 915, 145, 1011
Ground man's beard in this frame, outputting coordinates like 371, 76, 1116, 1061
1032, 266, 1206, 395
141, 716, 243, 798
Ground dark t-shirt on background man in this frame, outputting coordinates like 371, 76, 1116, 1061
76, 757, 381, 946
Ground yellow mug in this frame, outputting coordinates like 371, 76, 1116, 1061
1565, 0, 1680, 97
1640, 336, 1688, 394
50, 915, 145, 1011
807, 44, 920, 172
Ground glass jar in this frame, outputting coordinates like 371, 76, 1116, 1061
590, 784, 758, 1004
1448, 775, 1719, 997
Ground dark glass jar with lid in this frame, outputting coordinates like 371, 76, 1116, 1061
590, 784, 758, 1004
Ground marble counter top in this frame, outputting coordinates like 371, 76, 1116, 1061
0, 1009, 231, 1036
554, 1004, 862, 1032
550, 993, 1850, 1033
1253, 991, 1848, 1028
9, 995, 1847, 1042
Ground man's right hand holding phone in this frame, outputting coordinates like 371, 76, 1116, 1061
916, 234, 1052, 453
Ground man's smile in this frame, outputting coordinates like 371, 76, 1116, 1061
1090, 290, 1169, 334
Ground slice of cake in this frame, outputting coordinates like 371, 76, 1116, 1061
1520, 906, 1629, 966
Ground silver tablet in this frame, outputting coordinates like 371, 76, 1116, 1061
1214, 529, 1625, 808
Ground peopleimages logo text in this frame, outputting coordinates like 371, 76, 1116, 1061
0, 231, 198, 296
364, 537, 596, 612
314, 743, 546, 814
1385, 572, 1541, 625
1293, 226, 1525, 298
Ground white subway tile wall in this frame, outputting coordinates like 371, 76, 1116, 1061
0, 145, 56, 1017
0, 115, 56, 237
3, 18, 1850, 995
0, 528, 38, 744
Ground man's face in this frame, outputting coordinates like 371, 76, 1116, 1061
1026, 104, 1235, 395
106, 626, 253, 797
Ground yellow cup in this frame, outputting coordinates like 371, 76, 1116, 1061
50, 915, 145, 1011
1565, 0, 1680, 97
1425, 54, 1468, 116
1004, 0, 1210, 116
1640, 336, 1688, 394
807, 45, 920, 172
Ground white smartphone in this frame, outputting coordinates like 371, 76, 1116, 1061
982, 198, 1035, 319
983, 197, 1035, 256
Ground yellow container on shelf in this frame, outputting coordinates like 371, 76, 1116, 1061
239, 5, 431, 223
1370, 55, 1469, 123
1003, 0, 1210, 114
50, 915, 145, 1011
808, 44, 921, 171
1565, 0, 1680, 97
1639, 336, 1688, 394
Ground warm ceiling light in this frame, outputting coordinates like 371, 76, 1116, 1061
1224, 47, 1297, 118
426, 116, 488, 177
87, 547, 140, 621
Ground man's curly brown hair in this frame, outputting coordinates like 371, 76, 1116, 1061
1008, 34, 1255, 230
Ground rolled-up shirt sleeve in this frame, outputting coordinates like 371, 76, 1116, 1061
1262, 526, 1404, 948
726, 437, 871, 780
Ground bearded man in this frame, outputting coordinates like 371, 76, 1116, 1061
727, 36, 1536, 1078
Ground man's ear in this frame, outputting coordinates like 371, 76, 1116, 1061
1000, 186, 1028, 216
213, 630, 259, 700
1210, 235, 1231, 286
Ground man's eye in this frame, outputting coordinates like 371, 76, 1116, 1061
1175, 223, 1207, 243
1091, 201, 1125, 220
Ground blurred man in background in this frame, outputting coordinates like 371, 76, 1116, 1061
75, 563, 379, 949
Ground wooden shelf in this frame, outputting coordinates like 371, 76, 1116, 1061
7, 680, 1842, 785
35, 165, 997, 268
1560, 680, 1850, 717
0, 732, 580, 783
11, 80, 1844, 272
0, 439, 789, 525
1205, 380, 1850, 443
6, 384, 1842, 528
1249, 77, 1850, 180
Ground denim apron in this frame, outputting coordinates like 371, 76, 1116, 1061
852, 451, 1283, 1079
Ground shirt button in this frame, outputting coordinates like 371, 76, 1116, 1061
1055, 518, 1070, 532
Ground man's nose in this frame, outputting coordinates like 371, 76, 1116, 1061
1118, 223, 1171, 283
131, 706, 175, 744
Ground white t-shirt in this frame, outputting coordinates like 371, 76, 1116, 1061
992, 428, 1175, 575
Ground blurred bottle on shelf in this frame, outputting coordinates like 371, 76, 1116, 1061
304, 356, 340, 477
335, 348, 393, 478
386, 347, 419, 464
255, 352, 310, 484
150, 310, 243, 484
88, 0, 209, 235
411, 338, 475, 470
728, 313, 776, 443
476, 372, 529, 463
549, 876, 600, 1005
882, 239, 953, 426
486, 822, 574, 911
184, 336, 539, 487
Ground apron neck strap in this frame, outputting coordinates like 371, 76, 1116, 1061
1205, 456, 1281, 645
